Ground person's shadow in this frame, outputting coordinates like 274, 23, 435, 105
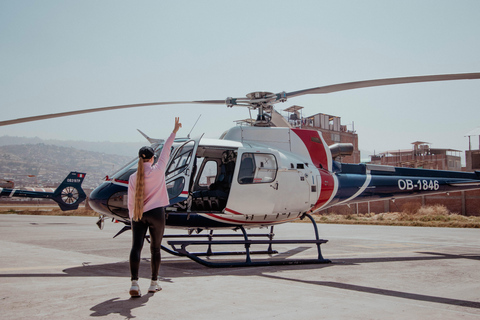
89, 292, 154, 319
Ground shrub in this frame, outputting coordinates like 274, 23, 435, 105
417, 204, 450, 216
401, 202, 422, 214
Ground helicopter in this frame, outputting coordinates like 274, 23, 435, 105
0, 171, 87, 211
2, 72, 480, 267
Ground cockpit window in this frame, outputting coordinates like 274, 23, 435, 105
166, 141, 194, 180
110, 144, 165, 182
167, 177, 185, 199
110, 158, 137, 182
238, 153, 277, 184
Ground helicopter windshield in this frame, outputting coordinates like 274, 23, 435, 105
110, 157, 138, 182
110, 145, 165, 182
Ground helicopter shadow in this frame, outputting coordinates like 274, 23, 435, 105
81, 251, 480, 312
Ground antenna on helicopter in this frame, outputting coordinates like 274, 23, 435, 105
187, 114, 202, 139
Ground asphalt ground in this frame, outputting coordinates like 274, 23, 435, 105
0, 214, 479, 320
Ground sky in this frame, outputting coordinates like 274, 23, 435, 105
1, 0, 479, 162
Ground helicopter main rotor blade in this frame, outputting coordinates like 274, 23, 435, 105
285, 72, 480, 99
0, 99, 226, 127
2, 72, 480, 127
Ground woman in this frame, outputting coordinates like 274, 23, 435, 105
127, 117, 182, 297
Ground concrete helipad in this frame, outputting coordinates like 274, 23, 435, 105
0, 214, 479, 319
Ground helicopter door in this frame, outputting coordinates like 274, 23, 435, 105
227, 150, 279, 215
165, 136, 202, 205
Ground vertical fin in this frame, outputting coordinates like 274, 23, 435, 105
51, 172, 87, 211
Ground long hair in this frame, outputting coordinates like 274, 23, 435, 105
133, 158, 148, 222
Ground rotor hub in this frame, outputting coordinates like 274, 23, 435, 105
246, 91, 274, 100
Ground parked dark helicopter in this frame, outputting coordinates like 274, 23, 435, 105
0, 171, 87, 211
2, 73, 480, 267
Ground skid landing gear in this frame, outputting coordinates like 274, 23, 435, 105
161, 213, 331, 268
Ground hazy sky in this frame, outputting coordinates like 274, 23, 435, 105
1, 1, 479, 159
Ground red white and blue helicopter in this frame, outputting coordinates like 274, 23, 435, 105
2, 73, 480, 267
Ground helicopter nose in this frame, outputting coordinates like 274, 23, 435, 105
89, 182, 114, 215
89, 181, 130, 221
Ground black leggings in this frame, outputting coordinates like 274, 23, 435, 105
129, 207, 165, 281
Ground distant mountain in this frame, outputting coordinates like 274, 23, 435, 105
0, 143, 134, 190
0, 135, 144, 157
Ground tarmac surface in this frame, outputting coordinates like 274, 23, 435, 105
0, 214, 479, 320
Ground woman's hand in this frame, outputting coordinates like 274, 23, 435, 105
173, 117, 182, 134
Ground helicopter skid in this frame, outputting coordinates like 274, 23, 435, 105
162, 213, 331, 268
161, 243, 278, 258
163, 231, 279, 256
166, 238, 330, 268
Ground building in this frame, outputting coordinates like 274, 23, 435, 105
465, 127, 480, 172
369, 141, 462, 171
466, 150, 480, 172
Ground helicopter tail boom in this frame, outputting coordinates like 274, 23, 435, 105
325, 163, 480, 209
0, 171, 87, 211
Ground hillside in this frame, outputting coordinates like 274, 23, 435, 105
0, 135, 144, 157
0, 143, 133, 190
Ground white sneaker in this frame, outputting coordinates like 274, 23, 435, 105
148, 280, 162, 293
129, 280, 141, 297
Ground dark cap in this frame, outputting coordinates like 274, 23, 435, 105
139, 146, 155, 159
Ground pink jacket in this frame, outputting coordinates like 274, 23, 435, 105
128, 132, 175, 219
